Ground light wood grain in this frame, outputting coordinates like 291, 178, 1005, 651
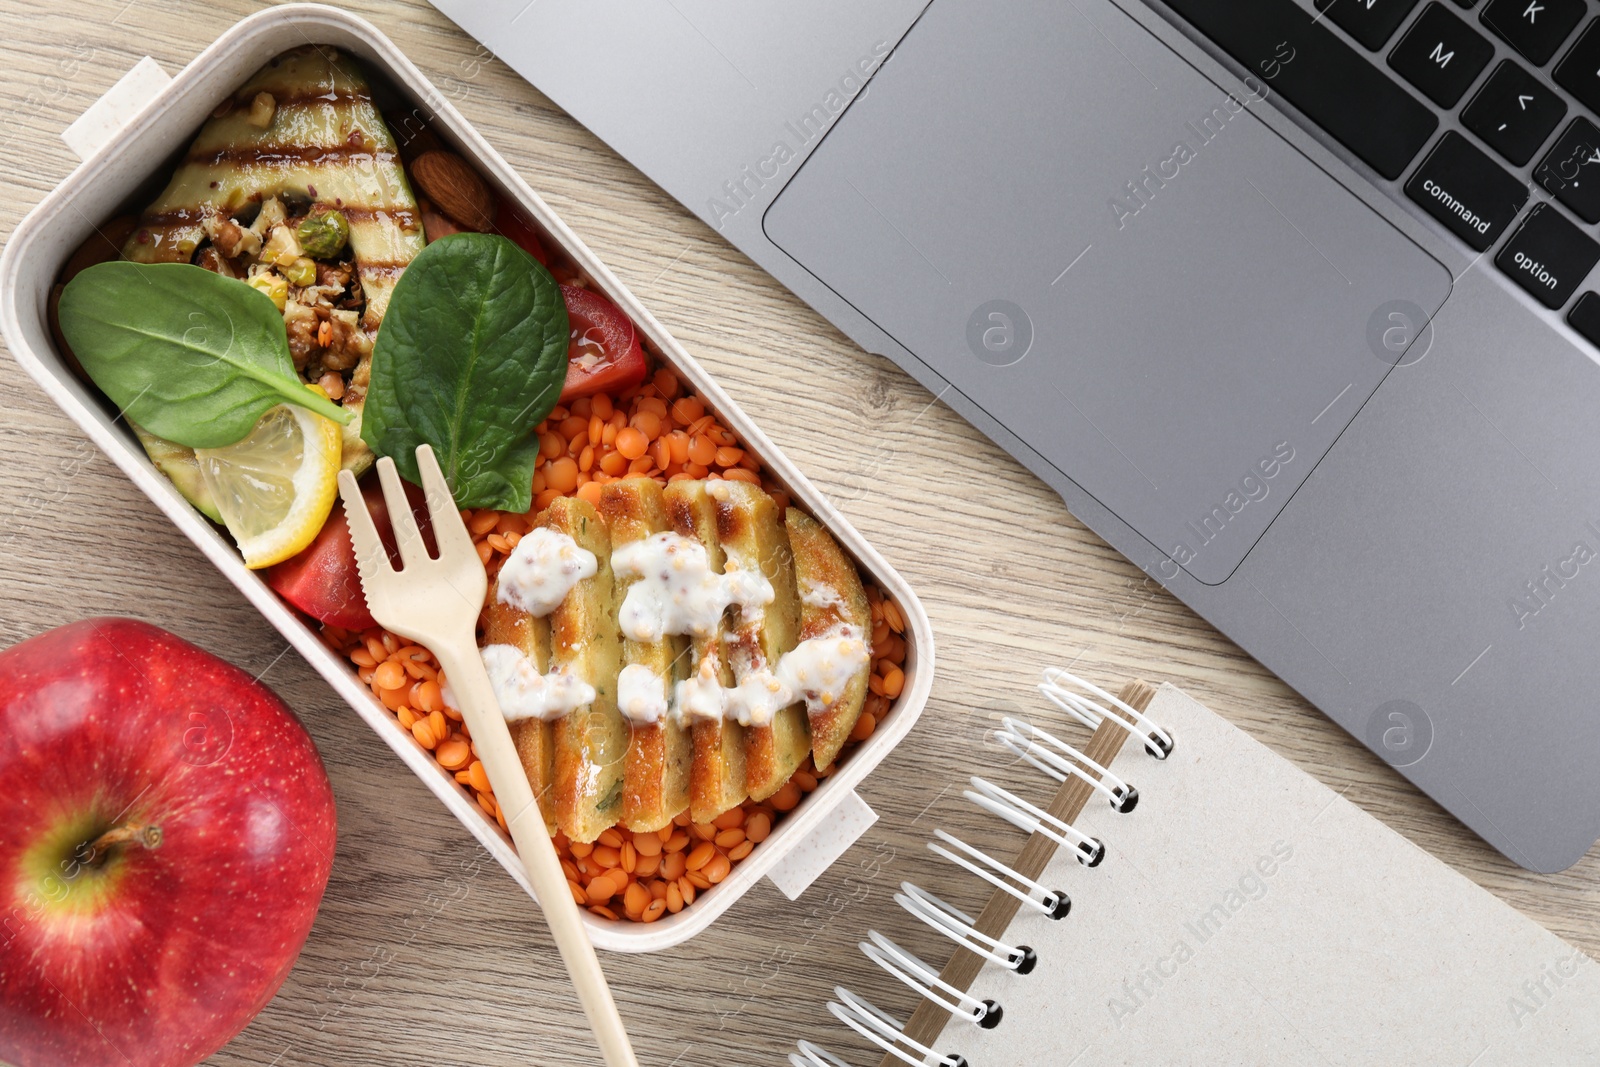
4, 5, 1600, 1066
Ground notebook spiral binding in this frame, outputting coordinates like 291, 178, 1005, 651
791, 671, 1171, 1067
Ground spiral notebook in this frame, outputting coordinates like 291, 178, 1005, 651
794, 675, 1600, 1067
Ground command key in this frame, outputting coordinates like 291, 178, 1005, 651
1405, 132, 1529, 251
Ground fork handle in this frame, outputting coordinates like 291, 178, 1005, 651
434, 642, 640, 1067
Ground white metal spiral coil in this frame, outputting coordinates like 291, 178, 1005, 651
966, 775, 1105, 867
1039, 667, 1174, 758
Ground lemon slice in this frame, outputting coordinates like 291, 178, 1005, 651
195, 396, 342, 569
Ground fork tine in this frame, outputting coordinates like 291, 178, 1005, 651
376, 457, 430, 568
413, 444, 477, 563
338, 470, 393, 593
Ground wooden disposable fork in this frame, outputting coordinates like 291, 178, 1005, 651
338, 445, 639, 1067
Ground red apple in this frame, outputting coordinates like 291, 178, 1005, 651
0, 618, 337, 1067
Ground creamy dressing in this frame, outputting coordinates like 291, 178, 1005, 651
480, 644, 595, 723
496, 528, 597, 616
612, 532, 772, 642
668, 626, 871, 728
617, 664, 670, 725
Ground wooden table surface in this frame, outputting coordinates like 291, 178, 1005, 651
5, 3, 1600, 1065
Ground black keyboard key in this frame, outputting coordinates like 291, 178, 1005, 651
1462, 61, 1567, 164
1566, 291, 1600, 346
1163, 0, 1438, 179
1481, 0, 1586, 64
1314, 0, 1422, 50
1496, 204, 1598, 308
1535, 118, 1600, 222
1555, 20, 1600, 116
1406, 132, 1530, 248
1389, 3, 1495, 106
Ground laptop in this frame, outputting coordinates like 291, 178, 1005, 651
429, 0, 1600, 873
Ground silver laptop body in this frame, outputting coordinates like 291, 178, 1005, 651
429, 0, 1600, 872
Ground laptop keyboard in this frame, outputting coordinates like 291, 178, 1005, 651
1161, 0, 1600, 344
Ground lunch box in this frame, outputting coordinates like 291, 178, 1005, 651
0, 4, 933, 953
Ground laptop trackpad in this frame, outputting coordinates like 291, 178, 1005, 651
763, 0, 1450, 584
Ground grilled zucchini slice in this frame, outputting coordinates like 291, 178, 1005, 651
663, 480, 747, 821
709, 480, 809, 801
599, 479, 692, 832
542, 498, 627, 844
786, 508, 873, 771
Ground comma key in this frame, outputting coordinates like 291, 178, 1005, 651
1495, 204, 1600, 309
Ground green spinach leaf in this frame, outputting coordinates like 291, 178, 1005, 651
361, 233, 568, 511
57, 261, 351, 448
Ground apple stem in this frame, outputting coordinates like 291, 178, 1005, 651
87, 822, 163, 860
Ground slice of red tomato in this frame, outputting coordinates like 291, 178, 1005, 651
559, 284, 649, 403
494, 198, 550, 265
265, 477, 432, 631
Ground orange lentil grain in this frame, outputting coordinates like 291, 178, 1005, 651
850, 712, 877, 741
635, 853, 661, 878
745, 811, 772, 843
671, 396, 703, 424
771, 782, 802, 812
630, 410, 662, 439
641, 899, 667, 922
577, 481, 604, 507
685, 870, 711, 891
623, 882, 650, 916
666, 882, 684, 913
722, 467, 760, 485
615, 427, 648, 460
546, 457, 579, 493
703, 853, 731, 883
687, 434, 717, 465
467, 760, 492, 794
411, 719, 437, 749
715, 828, 745, 849
686, 841, 716, 871
727, 840, 754, 862
712, 807, 745, 830
634, 833, 662, 857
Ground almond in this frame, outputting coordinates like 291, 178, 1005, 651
409, 151, 493, 233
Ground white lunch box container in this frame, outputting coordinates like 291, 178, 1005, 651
0, 4, 932, 953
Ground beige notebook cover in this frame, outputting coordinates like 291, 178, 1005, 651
889, 684, 1600, 1066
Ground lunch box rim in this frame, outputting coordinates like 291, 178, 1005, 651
0, 3, 934, 953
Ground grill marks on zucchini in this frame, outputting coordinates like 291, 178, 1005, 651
122, 46, 423, 331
